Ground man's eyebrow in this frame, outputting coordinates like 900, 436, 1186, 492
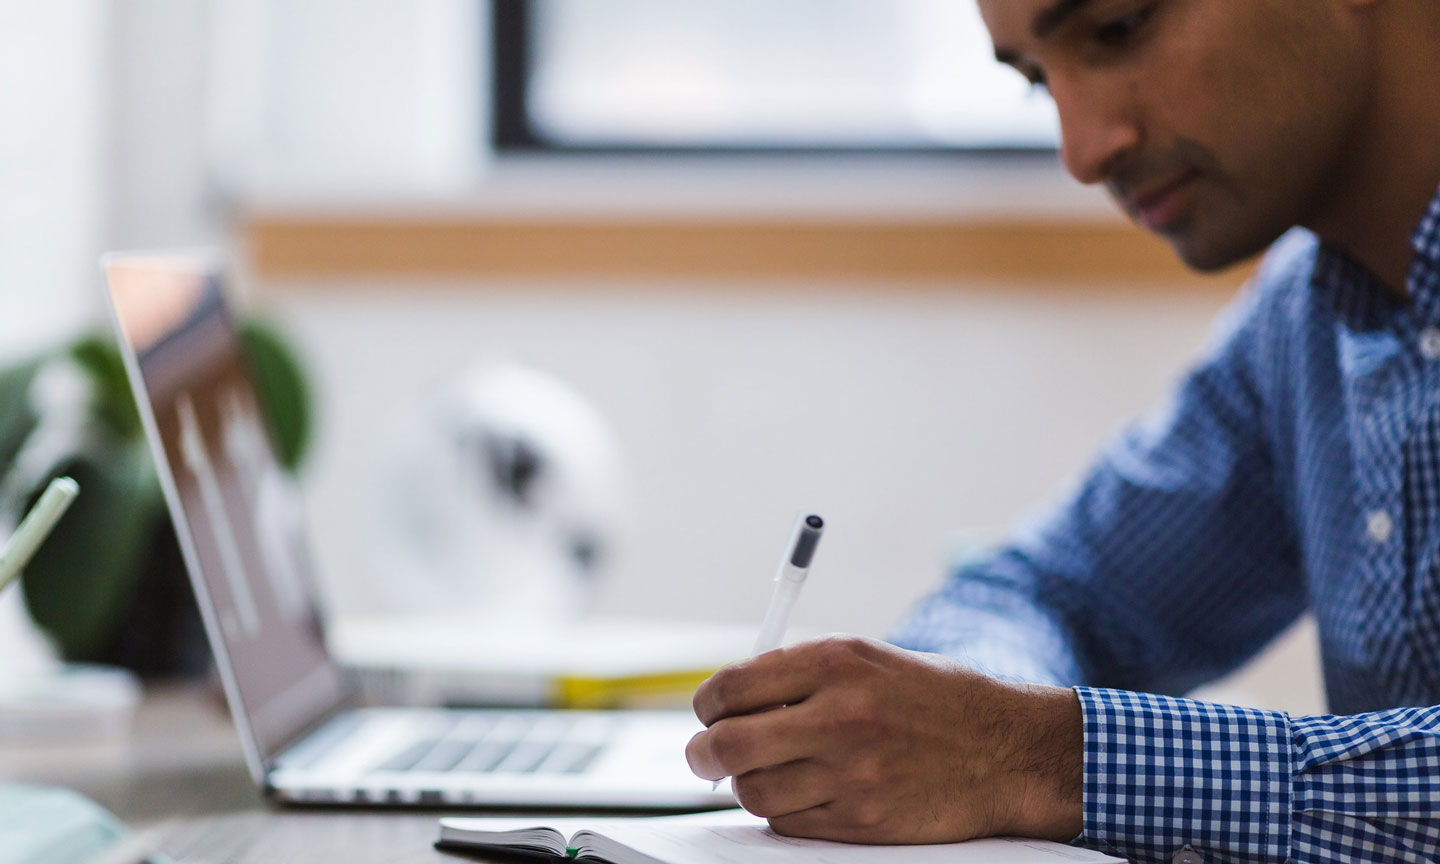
1033, 0, 1098, 38
993, 0, 1099, 64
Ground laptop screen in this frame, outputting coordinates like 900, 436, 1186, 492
103, 254, 347, 770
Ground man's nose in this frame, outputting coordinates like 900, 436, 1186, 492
1053, 83, 1141, 186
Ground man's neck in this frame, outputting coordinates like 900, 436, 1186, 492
1304, 6, 1440, 300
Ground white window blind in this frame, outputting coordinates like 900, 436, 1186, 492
526, 0, 1058, 149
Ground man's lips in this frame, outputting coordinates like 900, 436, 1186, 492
1123, 171, 1201, 232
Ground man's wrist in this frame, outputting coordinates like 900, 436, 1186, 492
999, 683, 1084, 841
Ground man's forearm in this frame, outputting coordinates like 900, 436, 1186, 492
890, 568, 1086, 687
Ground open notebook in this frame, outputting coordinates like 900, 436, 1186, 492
435, 809, 1124, 863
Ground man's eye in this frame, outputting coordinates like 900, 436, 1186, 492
1094, 4, 1156, 46
1020, 66, 1048, 91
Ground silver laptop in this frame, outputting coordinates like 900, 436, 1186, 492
101, 251, 733, 810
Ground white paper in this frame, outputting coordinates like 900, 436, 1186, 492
440, 810, 1124, 864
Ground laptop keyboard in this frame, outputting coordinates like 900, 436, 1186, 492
370, 713, 610, 776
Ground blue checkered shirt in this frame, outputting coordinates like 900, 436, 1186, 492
892, 186, 1440, 864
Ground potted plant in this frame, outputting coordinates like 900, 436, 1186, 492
0, 321, 311, 676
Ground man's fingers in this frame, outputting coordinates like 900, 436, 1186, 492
731, 759, 834, 818
693, 639, 856, 726
685, 703, 818, 781
766, 802, 852, 841
767, 799, 900, 845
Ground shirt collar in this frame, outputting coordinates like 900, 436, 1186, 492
1311, 182, 1440, 330
1413, 182, 1440, 269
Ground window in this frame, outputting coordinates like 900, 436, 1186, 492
494, 0, 1058, 153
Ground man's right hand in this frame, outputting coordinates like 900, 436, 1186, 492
686, 635, 1084, 844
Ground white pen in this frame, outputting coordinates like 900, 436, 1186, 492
0, 476, 80, 594
752, 513, 825, 655
715, 513, 825, 789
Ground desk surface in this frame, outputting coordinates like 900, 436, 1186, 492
0, 683, 624, 863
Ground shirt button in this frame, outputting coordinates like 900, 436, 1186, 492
1367, 509, 1395, 544
1421, 327, 1440, 360
1173, 846, 1204, 864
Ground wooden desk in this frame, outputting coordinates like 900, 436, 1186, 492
0, 683, 591, 863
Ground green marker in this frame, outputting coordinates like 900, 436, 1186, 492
0, 476, 80, 594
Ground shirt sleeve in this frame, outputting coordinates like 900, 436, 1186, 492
889, 274, 1309, 695
1076, 687, 1440, 863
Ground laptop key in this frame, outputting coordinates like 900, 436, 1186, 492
545, 742, 605, 775
450, 739, 520, 773
413, 739, 476, 772
369, 712, 614, 775
495, 740, 559, 773
373, 739, 439, 773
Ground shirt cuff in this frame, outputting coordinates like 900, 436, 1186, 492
1075, 687, 1292, 864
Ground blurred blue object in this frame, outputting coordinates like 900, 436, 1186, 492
0, 784, 166, 864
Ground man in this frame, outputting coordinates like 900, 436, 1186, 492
684, 1, 1440, 862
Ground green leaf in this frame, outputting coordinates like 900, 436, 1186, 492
240, 319, 312, 471
68, 336, 143, 439
20, 440, 160, 657
0, 358, 41, 471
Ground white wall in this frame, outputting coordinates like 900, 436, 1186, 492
267, 277, 1326, 714
101, 0, 488, 245
206, 0, 487, 198
0, 2, 109, 363
104, 0, 224, 251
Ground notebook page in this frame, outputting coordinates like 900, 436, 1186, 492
571, 810, 1124, 864
439, 817, 596, 843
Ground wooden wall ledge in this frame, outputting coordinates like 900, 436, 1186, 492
245, 216, 1252, 291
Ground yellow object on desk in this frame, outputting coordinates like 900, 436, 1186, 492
554, 669, 718, 710
332, 616, 768, 709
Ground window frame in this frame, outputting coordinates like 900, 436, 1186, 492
491, 1, 1058, 157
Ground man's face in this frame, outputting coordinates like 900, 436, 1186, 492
977, 0, 1373, 271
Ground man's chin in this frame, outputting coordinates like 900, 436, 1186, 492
1164, 226, 1275, 274
1172, 243, 1240, 273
